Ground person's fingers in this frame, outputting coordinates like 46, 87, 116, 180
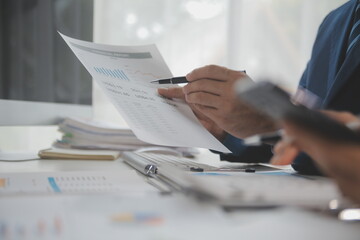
190, 103, 210, 119
270, 139, 299, 165
283, 120, 360, 168
191, 103, 219, 120
321, 110, 358, 124
185, 92, 221, 109
186, 65, 245, 82
188, 103, 226, 140
183, 79, 226, 96
157, 87, 185, 100
281, 121, 335, 160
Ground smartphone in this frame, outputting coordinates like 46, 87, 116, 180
235, 80, 360, 143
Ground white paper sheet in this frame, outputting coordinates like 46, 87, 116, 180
2, 194, 360, 240
0, 194, 234, 240
185, 171, 344, 208
59, 33, 230, 153
0, 171, 156, 195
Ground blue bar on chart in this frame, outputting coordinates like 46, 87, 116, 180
48, 177, 62, 193
93, 67, 130, 81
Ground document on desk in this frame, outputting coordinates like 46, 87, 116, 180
59, 33, 230, 153
158, 166, 346, 208
0, 171, 156, 195
0, 194, 239, 240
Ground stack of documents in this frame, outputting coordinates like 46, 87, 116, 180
55, 117, 152, 151
54, 117, 198, 156
38, 148, 121, 160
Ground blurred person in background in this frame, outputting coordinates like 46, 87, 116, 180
270, 111, 360, 204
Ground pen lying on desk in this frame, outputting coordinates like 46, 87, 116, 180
122, 151, 158, 176
244, 121, 360, 146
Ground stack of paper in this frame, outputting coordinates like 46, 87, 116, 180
55, 117, 152, 151
38, 148, 121, 160
54, 117, 198, 156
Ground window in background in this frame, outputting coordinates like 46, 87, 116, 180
228, 0, 348, 90
0, 0, 93, 106
93, 0, 229, 126
93, 0, 347, 127
0, 0, 93, 151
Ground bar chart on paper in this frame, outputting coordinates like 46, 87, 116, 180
93, 66, 163, 84
0, 171, 156, 195
66, 39, 170, 85
94, 67, 130, 81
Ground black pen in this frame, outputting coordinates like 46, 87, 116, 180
151, 71, 246, 85
151, 76, 188, 84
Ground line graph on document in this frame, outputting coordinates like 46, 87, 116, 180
124, 65, 165, 83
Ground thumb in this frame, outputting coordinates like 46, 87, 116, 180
158, 87, 185, 100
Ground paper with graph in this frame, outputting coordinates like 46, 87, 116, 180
60, 33, 230, 152
0, 170, 156, 195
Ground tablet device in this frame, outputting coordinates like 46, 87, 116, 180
235, 80, 360, 143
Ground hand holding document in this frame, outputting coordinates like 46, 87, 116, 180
59, 33, 230, 153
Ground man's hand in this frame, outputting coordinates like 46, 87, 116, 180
158, 87, 226, 140
182, 65, 277, 138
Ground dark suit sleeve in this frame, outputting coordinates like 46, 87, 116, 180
292, 153, 324, 175
211, 134, 273, 163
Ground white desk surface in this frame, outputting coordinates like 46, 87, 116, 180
1, 150, 360, 240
